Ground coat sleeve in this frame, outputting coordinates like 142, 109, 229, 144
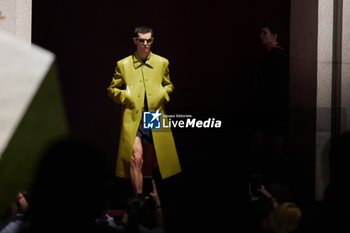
162, 60, 174, 102
107, 63, 126, 105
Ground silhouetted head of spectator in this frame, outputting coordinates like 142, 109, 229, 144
25, 137, 109, 232
262, 202, 302, 233
125, 194, 146, 233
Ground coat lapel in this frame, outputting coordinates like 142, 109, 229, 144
133, 52, 154, 69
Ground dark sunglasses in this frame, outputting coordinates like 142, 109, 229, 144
136, 38, 154, 44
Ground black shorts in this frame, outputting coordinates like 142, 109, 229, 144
136, 110, 153, 144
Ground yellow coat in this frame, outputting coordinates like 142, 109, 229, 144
107, 52, 181, 179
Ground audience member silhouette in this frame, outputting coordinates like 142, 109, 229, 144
19, 137, 110, 233
106, 179, 165, 233
261, 202, 301, 233
247, 176, 293, 233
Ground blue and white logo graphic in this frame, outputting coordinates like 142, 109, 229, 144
144, 110, 161, 129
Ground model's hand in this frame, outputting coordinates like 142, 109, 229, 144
124, 94, 135, 108
124, 86, 135, 108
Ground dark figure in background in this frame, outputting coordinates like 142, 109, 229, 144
20, 138, 111, 233
251, 21, 289, 177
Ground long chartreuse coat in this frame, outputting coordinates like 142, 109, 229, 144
107, 52, 181, 179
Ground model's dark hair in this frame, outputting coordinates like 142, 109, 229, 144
133, 26, 153, 38
262, 21, 283, 41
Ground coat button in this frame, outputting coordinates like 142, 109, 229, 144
138, 94, 140, 98
139, 80, 142, 83
136, 109, 139, 113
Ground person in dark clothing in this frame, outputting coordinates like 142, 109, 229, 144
251, 21, 289, 178
256, 21, 289, 134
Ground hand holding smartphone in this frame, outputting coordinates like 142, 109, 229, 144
249, 174, 267, 198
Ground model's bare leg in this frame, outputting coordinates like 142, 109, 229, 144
142, 141, 156, 176
131, 137, 143, 194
